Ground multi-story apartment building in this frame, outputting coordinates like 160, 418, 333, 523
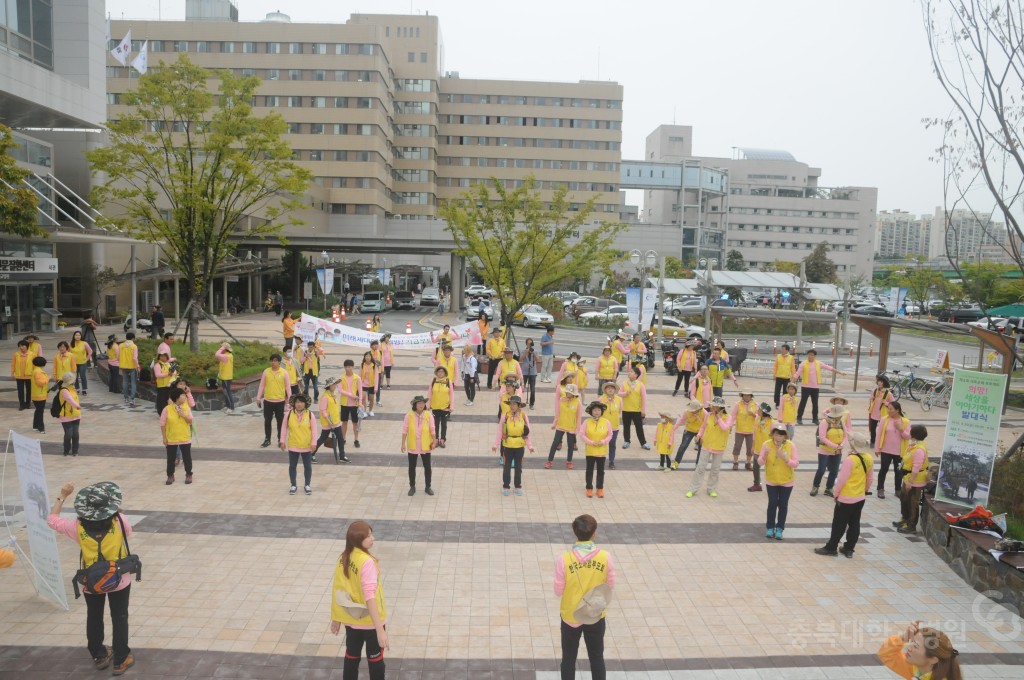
929, 207, 1007, 261
876, 209, 930, 260
642, 125, 878, 277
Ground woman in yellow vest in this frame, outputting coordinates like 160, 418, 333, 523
780, 383, 798, 440
758, 422, 800, 539
878, 620, 962, 680
402, 395, 437, 496
687, 396, 730, 498
57, 371, 82, 456
771, 343, 795, 408
690, 363, 713, 406
496, 346, 524, 386
729, 391, 759, 472
655, 412, 676, 471
369, 340, 385, 407
672, 339, 698, 397
30, 356, 49, 433
11, 339, 35, 409
282, 311, 296, 350
428, 366, 454, 449
497, 376, 523, 423
280, 393, 319, 496
330, 521, 388, 679
160, 386, 195, 485
153, 351, 173, 416
747, 402, 774, 492
610, 331, 629, 368
671, 399, 706, 470
867, 374, 894, 447
118, 334, 139, 407
815, 432, 874, 557
70, 330, 94, 396
618, 365, 649, 450
359, 351, 378, 417
24, 333, 43, 359
874, 401, 911, 500
315, 377, 351, 464
596, 346, 618, 393
811, 405, 848, 497
380, 333, 395, 390
53, 341, 77, 384
546, 383, 581, 469
897, 425, 930, 534
47, 481, 135, 675
215, 342, 235, 412
580, 401, 612, 497
599, 382, 623, 470
484, 328, 506, 389
493, 394, 533, 495
433, 343, 460, 390
282, 348, 301, 392
104, 335, 121, 394
370, 314, 382, 333
476, 316, 489, 354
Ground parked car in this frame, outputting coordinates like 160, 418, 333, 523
649, 316, 707, 339
420, 287, 440, 306
851, 303, 892, 317
937, 306, 986, 323
666, 297, 705, 316
391, 291, 416, 310
578, 304, 628, 322
360, 292, 387, 313
465, 298, 495, 321
465, 285, 497, 297
514, 304, 554, 328
570, 296, 618, 319
548, 290, 580, 303
967, 316, 1008, 331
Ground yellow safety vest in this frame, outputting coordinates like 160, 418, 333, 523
763, 440, 797, 485
877, 415, 910, 455
429, 380, 451, 410
800, 360, 822, 384
702, 413, 730, 451
556, 397, 580, 431
753, 416, 773, 453
77, 517, 127, 568
11, 351, 34, 379
599, 395, 622, 430
839, 451, 875, 497
901, 442, 930, 485
332, 548, 387, 626
683, 409, 706, 434
53, 353, 75, 380
774, 354, 795, 379
822, 423, 845, 453
502, 412, 528, 449
164, 403, 192, 443
621, 381, 643, 412
597, 355, 617, 379
31, 367, 49, 401
59, 386, 81, 419
486, 338, 505, 359
583, 417, 610, 457
286, 410, 313, 451
498, 358, 519, 383
321, 392, 341, 427
733, 400, 758, 434
655, 421, 673, 454
262, 368, 288, 401
781, 395, 798, 424
339, 373, 359, 406
559, 549, 610, 625
284, 360, 299, 386
70, 343, 89, 365
155, 361, 173, 388
106, 344, 119, 363
405, 411, 433, 450
118, 342, 137, 370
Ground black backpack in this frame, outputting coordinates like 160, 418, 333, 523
49, 381, 65, 418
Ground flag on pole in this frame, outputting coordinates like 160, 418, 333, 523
110, 30, 131, 66
131, 41, 148, 75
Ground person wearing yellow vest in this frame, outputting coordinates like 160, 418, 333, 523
282, 347, 302, 392
687, 396, 731, 498
30, 356, 49, 433
815, 432, 874, 558
497, 346, 524, 387
315, 377, 352, 464
654, 412, 676, 471
369, 340, 385, 407
10, 339, 35, 409
337, 359, 363, 449
428, 366, 454, 449
433, 324, 453, 360
609, 330, 629, 368
477, 315, 489, 353
70, 330, 94, 395
546, 383, 582, 469
24, 333, 44, 359
214, 342, 236, 412
553, 514, 616, 678
432, 343, 460, 390
747, 402, 774, 492
672, 339, 698, 397
868, 374, 895, 447
628, 333, 648, 371
53, 340, 77, 384
780, 383, 798, 440
302, 340, 324, 401
811, 405, 848, 497
579, 400, 612, 497
104, 335, 121, 394
47, 481, 135, 675
370, 314, 382, 333
729, 390, 759, 471
359, 351, 378, 417
772, 343, 796, 408
119, 333, 140, 407
282, 310, 297, 350
705, 348, 739, 397
330, 521, 388, 679
153, 351, 174, 416
596, 346, 619, 393
160, 386, 195, 485
618, 365, 649, 450
896, 425, 930, 534
714, 340, 730, 364
402, 395, 437, 496
558, 351, 587, 397
671, 399, 706, 470
257, 353, 292, 448
874, 401, 911, 500
758, 422, 800, 539
280, 393, 319, 495
494, 394, 534, 495
56, 371, 82, 456
497, 376, 523, 421
794, 348, 846, 424
689, 363, 713, 406
599, 382, 624, 470
380, 333, 395, 390
485, 328, 506, 389
877, 620, 962, 680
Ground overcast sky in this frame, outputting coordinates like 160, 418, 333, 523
107, 0, 957, 217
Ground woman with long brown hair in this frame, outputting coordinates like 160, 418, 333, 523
331, 521, 388, 680
878, 620, 962, 680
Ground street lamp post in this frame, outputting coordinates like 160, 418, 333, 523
699, 257, 719, 339
321, 250, 329, 310
630, 249, 659, 334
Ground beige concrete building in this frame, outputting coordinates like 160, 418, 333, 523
876, 209, 930, 260
928, 207, 1007, 261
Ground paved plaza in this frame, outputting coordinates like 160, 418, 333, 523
2, 313, 1024, 679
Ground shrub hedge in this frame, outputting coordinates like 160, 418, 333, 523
131, 338, 280, 383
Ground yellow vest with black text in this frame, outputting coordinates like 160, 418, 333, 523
405, 411, 433, 450
840, 451, 875, 497
164, 403, 192, 442
559, 549, 610, 625
502, 412, 528, 449
583, 417, 610, 457
286, 410, 313, 451
77, 517, 128, 568
332, 548, 387, 626
118, 341, 137, 370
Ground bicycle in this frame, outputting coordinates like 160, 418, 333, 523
887, 365, 933, 401
921, 371, 953, 411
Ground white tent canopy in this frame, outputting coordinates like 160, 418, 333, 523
652, 272, 803, 296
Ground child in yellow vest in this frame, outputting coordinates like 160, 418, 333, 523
687, 396, 731, 498
811, 405, 848, 497
330, 521, 389, 676
748, 402, 774, 492
599, 382, 623, 469
877, 620, 962, 680
153, 352, 173, 416
896, 425, 930, 534
730, 390, 759, 471
402, 395, 437, 496
546, 383, 582, 469
758, 422, 800, 539
671, 399, 706, 469
815, 432, 874, 558
280, 393, 319, 495
655, 412, 676, 471
160, 386, 195, 485
580, 401, 612, 497
780, 383, 799, 439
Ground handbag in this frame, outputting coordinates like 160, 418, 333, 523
72, 515, 142, 600
569, 551, 612, 625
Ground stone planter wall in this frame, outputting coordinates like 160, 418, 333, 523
921, 498, 1024, 616
93, 362, 262, 412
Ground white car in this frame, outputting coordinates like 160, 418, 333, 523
465, 285, 496, 297
967, 316, 1007, 330
578, 304, 629, 322
515, 304, 554, 328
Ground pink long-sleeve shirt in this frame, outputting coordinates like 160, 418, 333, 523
817, 420, 848, 455
58, 388, 81, 423
348, 556, 383, 630
795, 359, 836, 388
833, 453, 875, 503
280, 408, 320, 452
215, 347, 231, 366
875, 416, 911, 456
907, 445, 928, 488
757, 440, 800, 487
48, 512, 134, 591
690, 374, 712, 404
494, 411, 534, 449
256, 367, 292, 403
578, 417, 614, 447
553, 544, 617, 628
402, 410, 436, 454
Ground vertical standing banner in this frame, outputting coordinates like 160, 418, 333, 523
316, 268, 335, 295
10, 431, 68, 609
625, 288, 659, 331
936, 370, 1007, 508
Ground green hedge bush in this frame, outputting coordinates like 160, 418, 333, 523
131, 338, 279, 382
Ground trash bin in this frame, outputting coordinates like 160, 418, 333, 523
730, 347, 749, 375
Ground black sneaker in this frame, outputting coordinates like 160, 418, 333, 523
354, 440, 361, 448
289, 486, 297, 495
814, 547, 838, 556
823, 488, 834, 497
311, 454, 317, 463
425, 488, 434, 496
340, 456, 352, 463
408, 488, 415, 496
897, 526, 916, 535
796, 419, 803, 425
260, 439, 271, 448
840, 548, 854, 558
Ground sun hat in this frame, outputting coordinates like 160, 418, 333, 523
617, 330, 629, 340
848, 432, 870, 451
658, 411, 675, 420
829, 393, 849, 405
685, 399, 704, 412
710, 396, 726, 408
826, 405, 847, 419
563, 384, 580, 397
502, 346, 514, 353
325, 376, 342, 390
602, 381, 618, 391
770, 422, 788, 435
568, 351, 581, 361
410, 395, 428, 407
74, 482, 122, 522
759, 402, 772, 415
587, 400, 607, 414
576, 358, 587, 366
573, 582, 613, 625
508, 395, 524, 406
739, 389, 754, 397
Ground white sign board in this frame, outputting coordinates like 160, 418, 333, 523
303, 281, 313, 300
11, 431, 68, 609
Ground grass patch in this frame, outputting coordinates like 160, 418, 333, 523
133, 338, 279, 382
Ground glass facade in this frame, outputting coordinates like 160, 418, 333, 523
0, 0, 54, 69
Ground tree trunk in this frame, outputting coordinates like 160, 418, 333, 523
188, 297, 202, 352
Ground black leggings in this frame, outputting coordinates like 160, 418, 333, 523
263, 401, 285, 440
155, 386, 169, 415
16, 378, 30, 408
797, 387, 820, 421
824, 499, 865, 553
621, 411, 646, 445
408, 452, 432, 489
463, 373, 477, 402
166, 443, 192, 476
487, 358, 499, 388
868, 417, 879, 447
560, 618, 605, 680
548, 430, 576, 462
343, 626, 385, 680
585, 456, 606, 490
432, 409, 449, 440
33, 399, 46, 431
85, 584, 131, 665
674, 370, 692, 395
773, 377, 790, 408
877, 452, 904, 492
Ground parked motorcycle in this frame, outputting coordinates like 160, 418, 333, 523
662, 338, 680, 375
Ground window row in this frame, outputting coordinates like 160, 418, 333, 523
106, 66, 383, 83
122, 40, 380, 56
441, 115, 620, 130
443, 94, 621, 108
729, 240, 855, 251
257, 95, 380, 108
730, 207, 859, 219
441, 178, 616, 192
440, 137, 620, 151
733, 224, 856, 236
440, 157, 619, 172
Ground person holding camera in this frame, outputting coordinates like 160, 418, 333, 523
153, 351, 173, 416
161, 386, 195, 485
519, 338, 540, 409
214, 342, 235, 412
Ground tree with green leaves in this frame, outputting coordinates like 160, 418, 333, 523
725, 249, 747, 272
0, 124, 43, 239
804, 242, 837, 283
440, 177, 627, 333
86, 265, 119, 320
663, 255, 691, 279
959, 262, 1012, 310
87, 55, 312, 350
898, 264, 944, 314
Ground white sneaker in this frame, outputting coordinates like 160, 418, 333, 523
464, 400, 473, 406
368, 411, 375, 417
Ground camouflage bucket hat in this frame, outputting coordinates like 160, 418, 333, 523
74, 481, 122, 521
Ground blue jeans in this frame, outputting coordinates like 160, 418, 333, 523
674, 430, 701, 463
766, 484, 794, 530
75, 365, 89, 392
220, 379, 235, 409
812, 453, 841, 490
288, 451, 312, 487
121, 369, 137, 402
608, 430, 619, 463
305, 373, 319, 401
